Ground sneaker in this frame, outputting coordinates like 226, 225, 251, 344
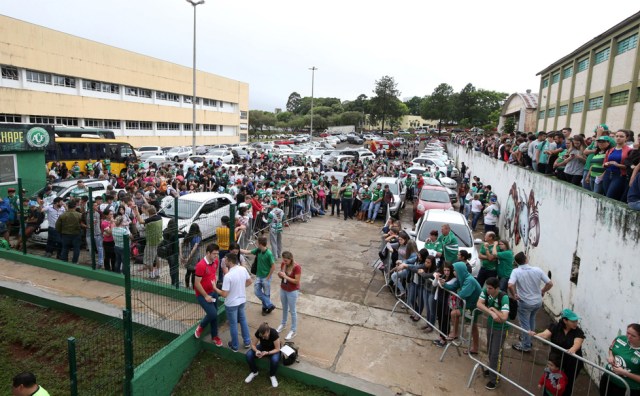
244, 343, 251, 349
212, 336, 222, 347
227, 341, 238, 352
194, 325, 203, 339
266, 305, 276, 314
512, 343, 530, 353
270, 376, 279, 388
483, 369, 490, 377
433, 339, 447, 348
244, 372, 259, 384
276, 324, 285, 333
485, 381, 497, 390
285, 331, 296, 341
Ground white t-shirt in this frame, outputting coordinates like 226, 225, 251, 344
483, 203, 499, 225
471, 199, 483, 213
222, 265, 251, 307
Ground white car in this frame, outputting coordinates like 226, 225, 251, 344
159, 192, 235, 240
273, 144, 293, 153
372, 176, 406, 216
137, 146, 164, 159
166, 147, 192, 161
409, 209, 482, 276
207, 149, 233, 164
144, 155, 171, 164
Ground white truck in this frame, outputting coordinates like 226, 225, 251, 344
326, 125, 356, 135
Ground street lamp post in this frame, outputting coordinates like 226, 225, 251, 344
186, 0, 205, 153
309, 66, 317, 136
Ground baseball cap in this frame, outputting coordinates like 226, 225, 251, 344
490, 197, 497, 203
270, 199, 278, 206
561, 309, 580, 321
7, 188, 15, 193
596, 136, 615, 145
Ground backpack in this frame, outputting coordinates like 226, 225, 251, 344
157, 237, 173, 259
497, 291, 518, 320
281, 341, 299, 366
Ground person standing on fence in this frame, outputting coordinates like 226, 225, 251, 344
11, 371, 49, 396
508, 252, 554, 353
492, 240, 514, 292
241, 236, 276, 316
212, 252, 253, 352
267, 200, 284, 259
55, 199, 82, 264
244, 322, 281, 388
193, 243, 222, 347
600, 323, 640, 396
530, 308, 585, 396
276, 251, 301, 341
41, 197, 65, 259
476, 277, 510, 390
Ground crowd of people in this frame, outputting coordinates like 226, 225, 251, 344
452, 125, 640, 210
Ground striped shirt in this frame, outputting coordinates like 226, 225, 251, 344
112, 226, 131, 248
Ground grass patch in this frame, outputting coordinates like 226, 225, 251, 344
0, 295, 169, 395
173, 350, 336, 396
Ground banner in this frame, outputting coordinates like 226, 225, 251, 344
0, 124, 55, 152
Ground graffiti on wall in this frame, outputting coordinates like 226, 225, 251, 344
503, 182, 541, 252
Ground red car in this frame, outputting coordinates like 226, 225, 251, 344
320, 132, 330, 138
413, 185, 453, 222
274, 139, 294, 145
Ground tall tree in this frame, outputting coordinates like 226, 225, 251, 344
286, 92, 302, 113
369, 76, 403, 131
404, 96, 424, 116
420, 83, 454, 127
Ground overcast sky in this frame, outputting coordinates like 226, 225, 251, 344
2, 1, 639, 111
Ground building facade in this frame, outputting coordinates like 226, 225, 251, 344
0, 15, 249, 147
537, 12, 640, 135
498, 90, 539, 133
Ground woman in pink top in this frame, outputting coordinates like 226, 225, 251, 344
101, 209, 115, 272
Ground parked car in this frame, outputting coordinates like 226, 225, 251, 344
409, 209, 481, 275
30, 179, 120, 245
347, 135, 364, 144
207, 149, 233, 163
413, 185, 453, 222
195, 146, 209, 155
137, 146, 164, 160
159, 192, 235, 240
166, 147, 192, 161
372, 176, 406, 216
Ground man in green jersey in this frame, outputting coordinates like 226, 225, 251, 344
366, 183, 383, 224
436, 224, 458, 264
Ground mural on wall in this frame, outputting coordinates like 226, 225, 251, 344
503, 182, 541, 252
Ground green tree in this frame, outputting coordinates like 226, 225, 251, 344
501, 116, 516, 134
312, 106, 334, 118
276, 111, 293, 123
420, 83, 454, 127
404, 96, 424, 116
340, 111, 363, 127
369, 75, 404, 131
286, 92, 301, 113
455, 83, 477, 123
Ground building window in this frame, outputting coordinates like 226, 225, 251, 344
0, 154, 18, 186
609, 90, 629, 107
126, 121, 140, 130
56, 117, 79, 126
542, 79, 549, 88
219, 102, 224, 108
167, 123, 179, 130
562, 66, 573, 79
104, 120, 121, 129
85, 119, 104, 128
240, 111, 248, 120
538, 110, 545, 119
240, 123, 248, 130
594, 48, 610, 65
559, 105, 568, 116
53, 75, 76, 88
637, 87, 640, 102
157, 122, 169, 130
617, 33, 638, 55
588, 96, 603, 110
202, 124, 217, 131
1, 66, 19, 80
125, 86, 152, 98
155, 91, 180, 102
548, 108, 556, 117
183, 124, 200, 131
183, 96, 199, 104
140, 121, 152, 129
572, 101, 584, 113
26, 70, 52, 85
83, 79, 120, 94
0, 114, 21, 123
240, 134, 248, 142
576, 58, 589, 73
551, 73, 560, 84
29, 115, 55, 124
202, 98, 217, 107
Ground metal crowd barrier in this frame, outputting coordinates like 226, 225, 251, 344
465, 308, 630, 396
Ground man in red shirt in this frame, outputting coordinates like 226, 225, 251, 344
194, 243, 222, 346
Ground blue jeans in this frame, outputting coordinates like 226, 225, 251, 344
280, 289, 298, 332
114, 246, 123, 274
590, 178, 605, 195
196, 292, 219, 338
516, 300, 541, 350
471, 211, 482, 231
368, 201, 381, 220
360, 201, 370, 213
93, 233, 104, 267
246, 344, 280, 377
581, 169, 590, 190
60, 233, 81, 263
46, 227, 62, 258
391, 269, 409, 293
422, 287, 436, 325
226, 303, 251, 350
629, 200, 640, 211
254, 276, 275, 310
602, 170, 626, 201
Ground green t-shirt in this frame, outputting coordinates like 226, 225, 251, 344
437, 233, 459, 264
423, 239, 443, 255
342, 187, 353, 198
480, 289, 510, 330
589, 153, 606, 177
606, 336, 640, 390
330, 185, 341, 199
250, 247, 275, 278
267, 207, 284, 233
538, 140, 550, 164
370, 188, 382, 202
479, 244, 497, 271
583, 141, 596, 171
0, 238, 10, 249
361, 190, 371, 201
555, 149, 568, 171
496, 249, 514, 279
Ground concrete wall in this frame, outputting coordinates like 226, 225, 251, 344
448, 143, 640, 367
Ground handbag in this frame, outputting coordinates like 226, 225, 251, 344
250, 250, 260, 275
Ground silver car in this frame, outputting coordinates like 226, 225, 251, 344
372, 176, 406, 216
